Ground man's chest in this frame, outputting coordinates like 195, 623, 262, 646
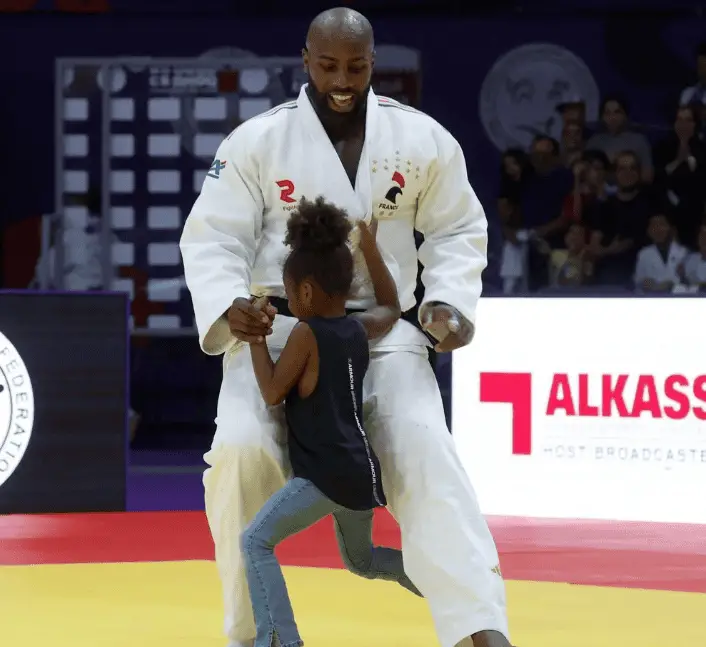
617, 209, 649, 241
260, 134, 431, 225
601, 200, 647, 237
333, 138, 364, 187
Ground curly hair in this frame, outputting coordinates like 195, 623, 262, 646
283, 196, 354, 296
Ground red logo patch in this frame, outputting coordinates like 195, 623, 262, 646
385, 171, 406, 204
391, 171, 405, 188
276, 179, 295, 203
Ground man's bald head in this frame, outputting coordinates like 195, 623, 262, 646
306, 7, 374, 50
302, 8, 375, 121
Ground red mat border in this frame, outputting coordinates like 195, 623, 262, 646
2, 510, 705, 593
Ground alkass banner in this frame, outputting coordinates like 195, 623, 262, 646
452, 297, 706, 524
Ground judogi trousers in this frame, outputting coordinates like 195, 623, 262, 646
204, 346, 509, 647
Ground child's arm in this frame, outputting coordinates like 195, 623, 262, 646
250, 318, 315, 406
353, 220, 401, 340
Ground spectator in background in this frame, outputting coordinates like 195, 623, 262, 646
497, 148, 530, 242
557, 97, 592, 133
537, 222, 594, 288
587, 150, 652, 286
560, 121, 585, 169
497, 149, 531, 294
652, 105, 706, 248
679, 41, 706, 139
33, 187, 112, 290
681, 219, 706, 290
586, 96, 654, 184
633, 212, 688, 292
522, 135, 574, 242
561, 150, 611, 227
517, 135, 574, 289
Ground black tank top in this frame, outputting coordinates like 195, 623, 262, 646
285, 316, 387, 511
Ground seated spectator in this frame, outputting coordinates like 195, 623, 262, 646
518, 135, 574, 289
560, 121, 585, 169
678, 41, 706, 140
561, 150, 611, 226
584, 149, 615, 199
634, 212, 688, 292
586, 95, 653, 184
557, 98, 587, 129
33, 188, 114, 290
536, 222, 594, 288
680, 219, 706, 291
497, 149, 531, 294
556, 97, 596, 139
521, 135, 574, 241
586, 150, 653, 285
652, 104, 706, 248
497, 148, 530, 243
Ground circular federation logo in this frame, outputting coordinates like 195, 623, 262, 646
0, 331, 35, 488
479, 42, 599, 152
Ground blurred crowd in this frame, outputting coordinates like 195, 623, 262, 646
498, 41, 706, 295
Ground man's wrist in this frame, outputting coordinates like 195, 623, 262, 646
419, 301, 442, 319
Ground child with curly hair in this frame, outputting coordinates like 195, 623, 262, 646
241, 196, 420, 647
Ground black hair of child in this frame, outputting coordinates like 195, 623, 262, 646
283, 196, 354, 296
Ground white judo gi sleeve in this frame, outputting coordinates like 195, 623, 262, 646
180, 130, 263, 355
415, 129, 488, 327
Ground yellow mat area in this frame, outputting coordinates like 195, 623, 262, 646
3, 561, 706, 646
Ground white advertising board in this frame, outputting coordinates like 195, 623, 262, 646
452, 297, 706, 523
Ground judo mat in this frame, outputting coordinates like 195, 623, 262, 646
2, 511, 706, 646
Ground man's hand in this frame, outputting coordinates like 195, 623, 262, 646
227, 297, 277, 344
420, 302, 474, 352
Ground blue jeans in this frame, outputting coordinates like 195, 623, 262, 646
241, 477, 421, 647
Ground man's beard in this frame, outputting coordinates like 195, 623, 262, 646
306, 74, 370, 134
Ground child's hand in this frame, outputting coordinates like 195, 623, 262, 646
357, 219, 378, 250
252, 296, 276, 334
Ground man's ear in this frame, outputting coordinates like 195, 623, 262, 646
302, 47, 309, 72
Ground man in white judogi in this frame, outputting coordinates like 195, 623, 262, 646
180, 8, 511, 647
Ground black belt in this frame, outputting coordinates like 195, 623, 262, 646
265, 296, 437, 346
266, 296, 362, 319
